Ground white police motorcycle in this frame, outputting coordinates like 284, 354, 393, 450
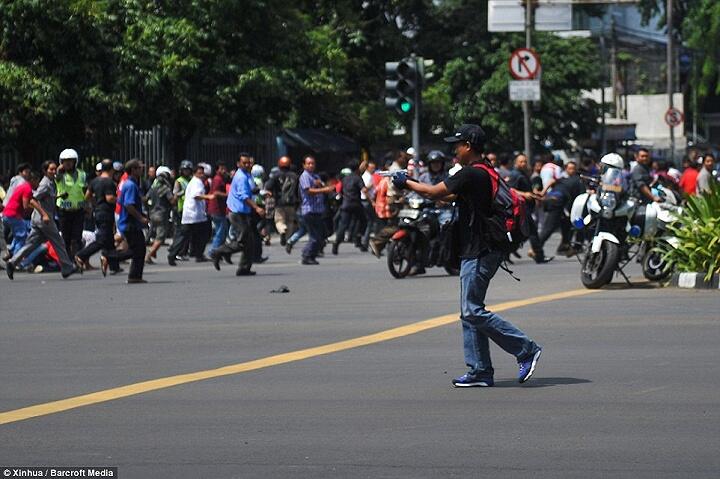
570, 153, 680, 288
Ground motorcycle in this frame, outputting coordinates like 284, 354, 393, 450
636, 182, 682, 281
570, 162, 680, 288
386, 195, 459, 279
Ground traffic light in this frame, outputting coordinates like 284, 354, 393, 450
385, 58, 418, 115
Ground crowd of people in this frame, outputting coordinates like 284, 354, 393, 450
0, 143, 717, 283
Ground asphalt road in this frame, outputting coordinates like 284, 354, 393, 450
0, 239, 718, 478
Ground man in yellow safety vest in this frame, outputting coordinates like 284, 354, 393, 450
55, 148, 88, 259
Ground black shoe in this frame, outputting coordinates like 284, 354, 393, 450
110, 268, 124, 275
6, 261, 15, 280
167, 255, 177, 266
534, 256, 554, 264
62, 266, 81, 279
301, 258, 319, 265
285, 243, 293, 255
255, 256, 268, 264
210, 252, 221, 271
331, 243, 339, 255
127, 278, 148, 284
223, 254, 233, 265
195, 256, 209, 263
358, 245, 368, 252
236, 269, 256, 276
280, 234, 287, 246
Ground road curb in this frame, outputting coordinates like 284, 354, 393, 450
668, 272, 720, 289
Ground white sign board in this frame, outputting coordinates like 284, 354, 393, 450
488, 1, 572, 32
509, 80, 541, 102
534, 2, 573, 31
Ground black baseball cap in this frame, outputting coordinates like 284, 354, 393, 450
444, 124, 486, 147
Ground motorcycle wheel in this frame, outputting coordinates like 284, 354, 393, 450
642, 249, 672, 281
581, 241, 619, 289
387, 238, 414, 279
444, 265, 460, 276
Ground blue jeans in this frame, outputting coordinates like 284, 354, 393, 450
460, 251, 540, 379
3, 217, 29, 255
302, 213, 325, 260
209, 215, 229, 253
288, 214, 307, 245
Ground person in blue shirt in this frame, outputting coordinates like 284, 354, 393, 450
210, 153, 265, 276
298, 156, 335, 265
101, 159, 149, 283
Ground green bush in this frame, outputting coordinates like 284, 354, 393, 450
660, 179, 720, 280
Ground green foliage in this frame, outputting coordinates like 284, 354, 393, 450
0, 0, 608, 159
660, 180, 720, 280
433, 33, 601, 151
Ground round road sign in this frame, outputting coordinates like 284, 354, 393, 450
664, 107, 684, 128
509, 48, 541, 80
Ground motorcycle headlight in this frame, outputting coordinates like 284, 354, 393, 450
408, 197, 423, 209
600, 192, 617, 210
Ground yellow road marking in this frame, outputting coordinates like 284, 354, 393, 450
0, 288, 597, 426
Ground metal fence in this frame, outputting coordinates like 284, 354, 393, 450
0, 125, 280, 177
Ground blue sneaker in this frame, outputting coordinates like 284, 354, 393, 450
518, 349, 542, 383
452, 373, 494, 388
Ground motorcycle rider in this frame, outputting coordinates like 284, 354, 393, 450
630, 148, 662, 204
391, 124, 543, 388
418, 150, 452, 226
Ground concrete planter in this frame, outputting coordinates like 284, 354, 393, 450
668, 272, 720, 289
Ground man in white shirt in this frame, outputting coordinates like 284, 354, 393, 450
168, 165, 215, 264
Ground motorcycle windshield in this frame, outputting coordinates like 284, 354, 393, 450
600, 168, 626, 193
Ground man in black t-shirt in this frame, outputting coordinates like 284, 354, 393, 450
332, 160, 368, 255
75, 159, 121, 272
392, 124, 542, 388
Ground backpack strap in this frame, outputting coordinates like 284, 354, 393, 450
499, 258, 521, 282
472, 161, 500, 198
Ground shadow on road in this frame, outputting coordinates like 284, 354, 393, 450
602, 280, 663, 290
493, 377, 592, 388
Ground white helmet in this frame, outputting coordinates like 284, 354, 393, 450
251, 164, 265, 178
600, 153, 624, 170
59, 148, 79, 161
156, 166, 172, 177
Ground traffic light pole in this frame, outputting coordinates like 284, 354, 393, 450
412, 55, 421, 158
523, 0, 532, 161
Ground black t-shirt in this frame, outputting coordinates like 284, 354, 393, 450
444, 165, 493, 258
340, 174, 364, 210
90, 176, 116, 218
546, 175, 585, 208
630, 163, 651, 200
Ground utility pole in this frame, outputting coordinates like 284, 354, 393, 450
523, 0, 532, 161
599, 34, 607, 154
667, 0, 675, 163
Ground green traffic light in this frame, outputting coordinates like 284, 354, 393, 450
400, 101, 412, 113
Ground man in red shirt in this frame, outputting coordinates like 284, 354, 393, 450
679, 157, 699, 196
2, 171, 40, 257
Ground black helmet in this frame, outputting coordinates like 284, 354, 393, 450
427, 150, 447, 163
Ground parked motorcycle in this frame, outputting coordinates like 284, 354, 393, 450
570, 153, 680, 288
386, 195, 459, 279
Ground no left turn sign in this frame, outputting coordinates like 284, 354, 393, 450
509, 48, 540, 80
664, 107, 684, 128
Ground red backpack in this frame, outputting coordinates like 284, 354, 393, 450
472, 161, 531, 253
